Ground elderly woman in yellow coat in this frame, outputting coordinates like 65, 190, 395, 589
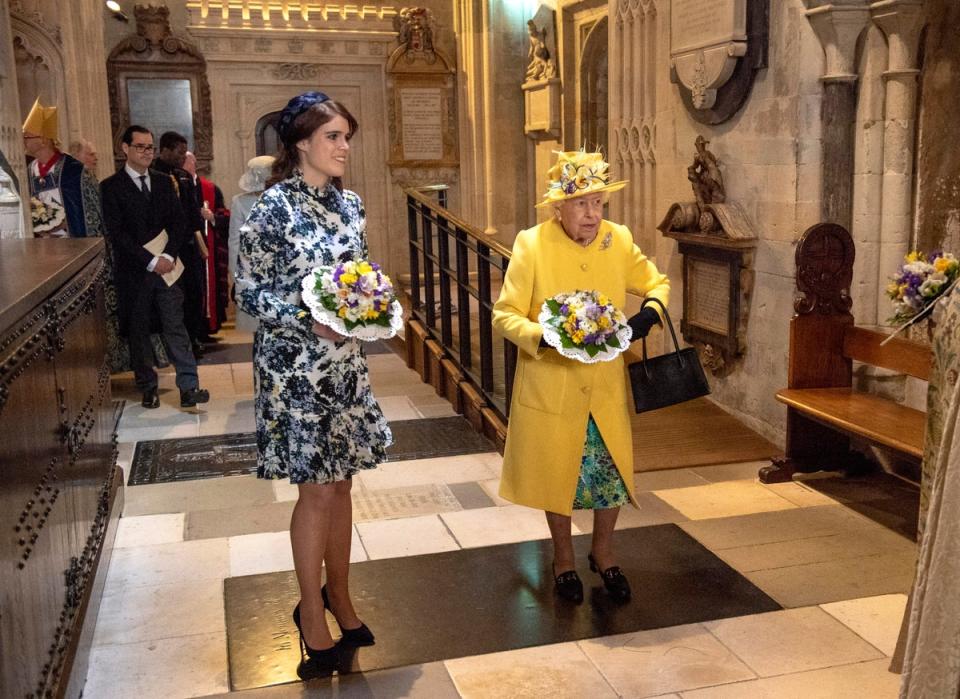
493, 150, 669, 604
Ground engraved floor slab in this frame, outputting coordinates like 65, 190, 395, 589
198, 342, 255, 365
128, 417, 496, 485
223, 524, 780, 691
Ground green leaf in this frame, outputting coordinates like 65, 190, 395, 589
560, 335, 575, 349
607, 336, 621, 349
585, 344, 600, 357
546, 298, 562, 314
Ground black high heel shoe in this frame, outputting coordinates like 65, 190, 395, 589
588, 553, 631, 602
321, 586, 376, 646
291, 604, 339, 678
552, 565, 584, 604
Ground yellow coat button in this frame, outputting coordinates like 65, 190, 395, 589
580, 263, 588, 271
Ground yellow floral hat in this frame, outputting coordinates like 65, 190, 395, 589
536, 149, 628, 208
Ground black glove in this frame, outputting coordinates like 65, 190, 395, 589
628, 307, 661, 340
539, 335, 550, 349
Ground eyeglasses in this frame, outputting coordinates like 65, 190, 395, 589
130, 144, 156, 153
23, 135, 41, 140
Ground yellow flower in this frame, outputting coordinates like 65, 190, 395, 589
906, 251, 922, 263
597, 294, 609, 306
340, 272, 358, 285
598, 316, 610, 329
337, 307, 348, 318
357, 261, 373, 275
935, 257, 950, 273
365, 309, 380, 320
572, 330, 585, 344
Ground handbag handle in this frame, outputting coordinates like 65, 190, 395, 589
638, 297, 686, 378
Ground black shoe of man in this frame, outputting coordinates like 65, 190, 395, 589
180, 388, 210, 408
142, 388, 160, 409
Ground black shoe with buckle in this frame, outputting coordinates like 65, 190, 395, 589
141, 388, 159, 409
553, 568, 584, 604
180, 388, 210, 408
588, 553, 631, 603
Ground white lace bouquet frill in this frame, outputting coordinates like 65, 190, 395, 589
538, 289, 632, 364
301, 259, 403, 341
30, 196, 65, 234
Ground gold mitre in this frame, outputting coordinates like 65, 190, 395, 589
22, 98, 59, 140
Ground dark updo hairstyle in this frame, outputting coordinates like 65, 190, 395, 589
269, 98, 359, 190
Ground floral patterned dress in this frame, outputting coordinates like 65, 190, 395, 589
235, 173, 392, 484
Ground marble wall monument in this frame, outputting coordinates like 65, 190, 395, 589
670, 0, 768, 124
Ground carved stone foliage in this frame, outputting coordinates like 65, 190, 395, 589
794, 223, 855, 316
271, 63, 330, 81
670, 0, 769, 125
106, 5, 214, 173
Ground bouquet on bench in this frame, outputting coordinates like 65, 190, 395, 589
538, 289, 632, 363
302, 259, 403, 341
883, 250, 959, 344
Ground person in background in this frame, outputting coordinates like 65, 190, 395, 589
100, 125, 209, 410
152, 131, 208, 354
22, 98, 101, 238
229, 155, 274, 332
68, 138, 99, 173
183, 151, 230, 335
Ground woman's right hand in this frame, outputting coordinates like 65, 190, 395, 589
312, 321, 346, 342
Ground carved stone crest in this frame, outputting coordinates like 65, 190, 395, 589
394, 7, 438, 64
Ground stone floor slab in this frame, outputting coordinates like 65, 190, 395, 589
115, 512, 185, 548
356, 514, 460, 560
186, 501, 296, 540
123, 474, 276, 516
445, 642, 617, 699
680, 658, 900, 698
820, 594, 908, 656
703, 607, 885, 677
654, 481, 798, 521
578, 624, 757, 697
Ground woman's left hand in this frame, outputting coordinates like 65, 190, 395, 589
312, 321, 347, 341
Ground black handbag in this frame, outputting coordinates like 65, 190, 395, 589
628, 298, 710, 413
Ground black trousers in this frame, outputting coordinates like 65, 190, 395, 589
180, 241, 206, 342
128, 274, 199, 392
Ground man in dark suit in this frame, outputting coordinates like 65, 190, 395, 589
100, 125, 209, 409
151, 131, 209, 355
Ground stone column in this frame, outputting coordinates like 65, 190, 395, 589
0, 0, 29, 236
803, 2, 872, 232
871, 0, 924, 321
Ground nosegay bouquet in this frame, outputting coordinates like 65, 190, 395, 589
301, 259, 403, 340
887, 250, 960, 325
30, 196, 65, 235
538, 289, 632, 363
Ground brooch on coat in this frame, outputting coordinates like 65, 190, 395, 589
599, 231, 612, 250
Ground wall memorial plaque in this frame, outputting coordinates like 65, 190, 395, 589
670, 0, 768, 125
400, 88, 444, 161
385, 7, 458, 169
687, 258, 731, 335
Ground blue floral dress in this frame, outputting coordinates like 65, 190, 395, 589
235, 173, 392, 484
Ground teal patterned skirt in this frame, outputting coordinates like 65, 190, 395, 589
573, 416, 630, 510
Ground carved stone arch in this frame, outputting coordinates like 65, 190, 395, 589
10, 18, 67, 139
107, 6, 213, 173
580, 15, 608, 153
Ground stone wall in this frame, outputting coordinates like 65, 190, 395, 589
916, 0, 960, 254
652, 0, 825, 444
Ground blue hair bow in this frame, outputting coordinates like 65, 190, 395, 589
277, 91, 330, 143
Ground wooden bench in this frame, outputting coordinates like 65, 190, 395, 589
760, 223, 933, 483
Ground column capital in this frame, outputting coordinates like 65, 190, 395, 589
803, 3, 872, 81
870, 0, 924, 71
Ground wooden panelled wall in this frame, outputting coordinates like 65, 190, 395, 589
0, 239, 122, 699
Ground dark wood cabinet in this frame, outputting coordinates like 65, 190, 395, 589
0, 239, 122, 699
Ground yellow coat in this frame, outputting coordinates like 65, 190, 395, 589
492, 218, 670, 515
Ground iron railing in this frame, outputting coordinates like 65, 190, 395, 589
405, 187, 517, 419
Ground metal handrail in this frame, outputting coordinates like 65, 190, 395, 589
404, 186, 517, 419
